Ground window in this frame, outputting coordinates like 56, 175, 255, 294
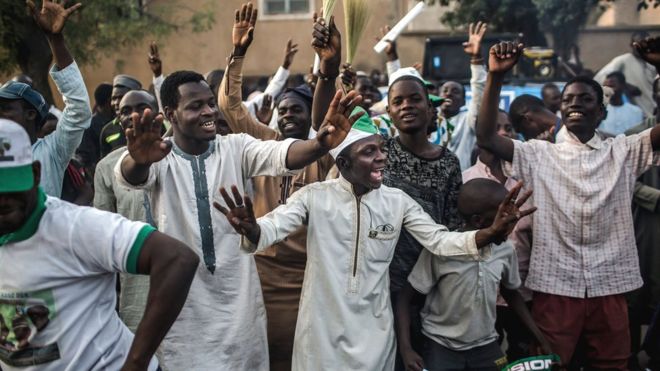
260, 0, 314, 19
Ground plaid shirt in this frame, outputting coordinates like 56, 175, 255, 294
505, 129, 660, 298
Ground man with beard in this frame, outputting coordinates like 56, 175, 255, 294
476, 39, 660, 367
217, 8, 333, 370
214, 118, 535, 371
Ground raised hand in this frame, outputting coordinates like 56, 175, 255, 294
316, 90, 364, 150
148, 41, 162, 77
488, 41, 524, 75
213, 186, 261, 243
232, 2, 258, 56
282, 39, 299, 69
633, 36, 660, 67
463, 21, 487, 58
312, 14, 341, 65
125, 109, 171, 166
375, 25, 397, 61
253, 94, 274, 124
488, 181, 536, 242
26, 0, 82, 35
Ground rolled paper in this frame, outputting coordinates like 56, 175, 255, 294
374, 1, 426, 54
313, 54, 321, 74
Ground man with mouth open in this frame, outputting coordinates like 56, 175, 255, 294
114, 5, 361, 369
214, 108, 535, 371
217, 4, 334, 370
476, 39, 660, 367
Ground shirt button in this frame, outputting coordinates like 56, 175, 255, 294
478, 272, 483, 277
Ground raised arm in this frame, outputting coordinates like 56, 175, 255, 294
476, 42, 523, 162
122, 231, 199, 371
463, 22, 488, 131
27, 0, 81, 69
311, 14, 342, 131
285, 90, 364, 170
219, 3, 279, 140
634, 36, 660, 150
148, 42, 165, 113
120, 109, 171, 185
405, 181, 536, 254
395, 283, 426, 371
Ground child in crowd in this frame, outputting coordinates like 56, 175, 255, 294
396, 178, 551, 371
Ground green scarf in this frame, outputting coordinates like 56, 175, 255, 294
0, 187, 47, 246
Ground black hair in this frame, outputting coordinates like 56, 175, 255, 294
387, 76, 429, 103
562, 76, 604, 106
653, 76, 660, 96
605, 71, 626, 85
508, 94, 546, 133
457, 178, 507, 220
94, 83, 113, 106
160, 70, 206, 109
541, 82, 559, 97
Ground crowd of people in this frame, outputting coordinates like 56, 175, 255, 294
1, 1, 660, 370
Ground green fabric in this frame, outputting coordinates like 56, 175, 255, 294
0, 163, 34, 193
429, 94, 444, 107
501, 355, 561, 371
350, 106, 378, 134
0, 187, 46, 246
105, 132, 122, 144
126, 225, 156, 274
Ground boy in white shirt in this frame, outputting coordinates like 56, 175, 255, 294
396, 178, 551, 371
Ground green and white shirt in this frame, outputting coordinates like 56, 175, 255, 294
0, 190, 157, 370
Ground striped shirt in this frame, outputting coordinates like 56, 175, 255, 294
505, 128, 659, 298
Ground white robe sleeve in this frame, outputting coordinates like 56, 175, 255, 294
240, 134, 300, 177
401, 193, 479, 257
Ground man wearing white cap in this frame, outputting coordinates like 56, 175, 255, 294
0, 119, 198, 370
214, 97, 536, 371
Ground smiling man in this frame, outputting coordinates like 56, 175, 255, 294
476, 40, 660, 367
114, 7, 360, 369
217, 6, 334, 369
214, 111, 535, 371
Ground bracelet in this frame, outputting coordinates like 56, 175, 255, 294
317, 69, 338, 81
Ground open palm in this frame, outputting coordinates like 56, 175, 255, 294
233, 2, 258, 51
125, 109, 171, 166
27, 0, 82, 34
316, 90, 364, 149
463, 21, 487, 57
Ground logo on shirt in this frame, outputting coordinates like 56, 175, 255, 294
0, 290, 60, 366
0, 138, 13, 162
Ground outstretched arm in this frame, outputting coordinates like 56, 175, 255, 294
476, 42, 523, 162
633, 36, 660, 150
285, 90, 364, 170
219, 3, 279, 140
311, 14, 342, 131
395, 283, 426, 371
463, 22, 488, 131
122, 232, 199, 371
214, 184, 309, 252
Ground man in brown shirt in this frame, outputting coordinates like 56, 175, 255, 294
217, 5, 333, 370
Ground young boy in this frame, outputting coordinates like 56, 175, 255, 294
396, 178, 551, 371
214, 92, 535, 371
